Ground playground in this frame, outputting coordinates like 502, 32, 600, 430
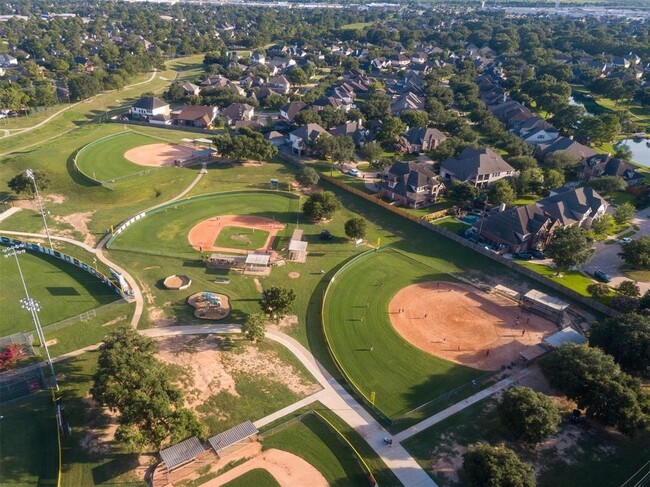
388, 281, 557, 371
188, 291, 230, 320
188, 215, 283, 254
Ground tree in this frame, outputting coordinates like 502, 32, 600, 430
498, 387, 561, 444
590, 313, 650, 378
614, 143, 633, 162
302, 191, 341, 220
212, 127, 278, 162
296, 167, 319, 186
544, 225, 594, 271
578, 114, 621, 145
293, 109, 323, 127
619, 237, 650, 268
507, 156, 538, 171
7, 170, 50, 198
587, 283, 610, 299
588, 176, 626, 196
488, 179, 516, 206
544, 152, 580, 176
242, 313, 266, 342
377, 116, 407, 149
539, 344, 650, 435
344, 217, 367, 240
91, 326, 203, 451
590, 214, 615, 238
361, 91, 390, 120
400, 110, 429, 128
288, 66, 308, 85
617, 280, 641, 298
462, 444, 535, 487
448, 181, 479, 203
516, 168, 544, 195
614, 202, 635, 225
259, 286, 296, 319
359, 141, 383, 165
543, 169, 565, 190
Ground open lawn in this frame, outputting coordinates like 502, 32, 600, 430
339, 22, 374, 30
323, 248, 485, 419
262, 413, 369, 486
0, 249, 121, 337
516, 261, 594, 297
213, 226, 270, 251
0, 391, 59, 487
403, 394, 650, 487
221, 469, 279, 487
75, 131, 161, 182
432, 216, 469, 234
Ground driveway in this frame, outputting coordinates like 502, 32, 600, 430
582, 208, 650, 293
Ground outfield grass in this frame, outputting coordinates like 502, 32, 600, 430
0, 249, 121, 337
222, 469, 279, 487
214, 226, 270, 251
75, 131, 162, 182
0, 391, 59, 487
323, 248, 484, 419
262, 413, 369, 486
516, 261, 595, 297
403, 395, 650, 487
432, 216, 469, 233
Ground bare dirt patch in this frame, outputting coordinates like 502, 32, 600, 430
103, 315, 127, 327
124, 143, 195, 167
288, 272, 300, 279
79, 396, 119, 456
52, 211, 96, 246
187, 214, 285, 254
156, 335, 319, 410
253, 278, 263, 293
204, 448, 328, 487
389, 281, 557, 371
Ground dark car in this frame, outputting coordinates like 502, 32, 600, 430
530, 249, 545, 259
319, 230, 333, 241
594, 269, 612, 283
513, 252, 534, 260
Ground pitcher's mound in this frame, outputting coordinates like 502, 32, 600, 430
124, 143, 195, 167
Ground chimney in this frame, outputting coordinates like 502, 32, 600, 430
569, 135, 574, 140
500, 202, 507, 212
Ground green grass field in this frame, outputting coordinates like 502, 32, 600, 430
323, 248, 484, 419
516, 261, 595, 297
403, 396, 650, 487
0, 391, 59, 487
214, 226, 270, 251
75, 131, 161, 182
432, 216, 470, 233
262, 413, 370, 486
222, 469, 279, 487
0, 249, 121, 337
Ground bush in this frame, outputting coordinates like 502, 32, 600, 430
344, 217, 367, 239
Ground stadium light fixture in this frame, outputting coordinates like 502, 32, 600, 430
25, 169, 53, 249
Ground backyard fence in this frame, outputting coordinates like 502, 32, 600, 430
0, 365, 46, 403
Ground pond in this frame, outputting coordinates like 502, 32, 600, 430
619, 138, 650, 167
569, 93, 596, 116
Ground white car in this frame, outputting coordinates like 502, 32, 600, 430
619, 237, 632, 244
347, 168, 360, 177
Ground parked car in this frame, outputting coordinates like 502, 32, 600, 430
619, 237, 632, 244
513, 252, 534, 260
319, 230, 333, 241
530, 249, 545, 259
346, 168, 360, 177
594, 269, 612, 283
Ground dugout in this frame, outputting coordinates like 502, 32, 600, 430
208, 420, 258, 458
544, 327, 587, 348
521, 289, 569, 325
159, 436, 206, 473
207, 254, 244, 269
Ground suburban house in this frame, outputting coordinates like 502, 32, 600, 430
0, 53, 17, 66
389, 92, 425, 115
399, 127, 447, 153
279, 101, 307, 122
289, 123, 329, 155
328, 121, 371, 147
476, 204, 559, 254
264, 131, 286, 147
513, 117, 559, 145
222, 103, 254, 126
440, 147, 516, 188
537, 186, 608, 228
130, 96, 170, 119
175, 105, 218, 128
180, 82, 201, 96
378, 161, 445, 208
535, 136, 597, 161
578, 154, 645, 186
266, 75, 291, 94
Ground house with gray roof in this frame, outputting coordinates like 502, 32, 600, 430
279, 101, 307, 122
537, 186, 607, 228
440, 147, 516, 188
399, 127, 447, 153
535, 136, 597, 161
130, 96, 170, 119
222, 103, 254, 126
578, 154, 644, 186
289, 123, 329, 155
475, 204, 558, 254
378, 161, 445, 208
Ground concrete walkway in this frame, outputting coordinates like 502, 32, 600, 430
394, 369, 529, 443
0, 206, 21, 222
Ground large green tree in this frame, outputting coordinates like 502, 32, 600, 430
242, 313, 266, 342
91, 326, 203, 451
488, 179, 516, 206
295, 167, 320, 186
590, 313, 650, 378
544, 226, 594, 271
213, 128, 278, 161
7, 170, 50, 198
259, 286, 296, 319
619, 237, 650, 268
462, 443, 536, 487
302, 190, 341, 220
614, 202, 636, 225
539, 344, 650, 435
498, 387, 561, 444
344, 217, 367, 239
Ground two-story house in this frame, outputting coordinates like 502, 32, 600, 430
289, 123, 329, 155
130, 96, 171, 120
440, 147, 516, 188
378, 161, 445, 208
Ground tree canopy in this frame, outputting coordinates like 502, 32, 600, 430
302, 190, 341, 220
7, 170, 50, 198
213, 127, 278, 161
619, 237, 650, 268
462, 443, 536, 487
498, 386, 561, 444
259, 286, 296, 320
295, 167, 320, 186
91, 326, 203, 451
344, 217, 367, 240
544, 226, 594, 271
242, 313, 266, 342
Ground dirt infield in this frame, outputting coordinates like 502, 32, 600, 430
204, 448, 328, 487
188, 215, 285, 254
124, 143, 195, 167
389, 282, 557, 371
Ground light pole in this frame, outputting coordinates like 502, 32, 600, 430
3, 245, 58, 390
25, 169, 53, 249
